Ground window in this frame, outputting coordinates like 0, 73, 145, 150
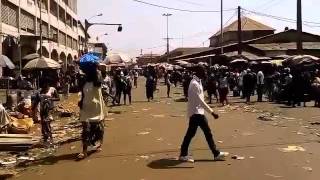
1, 0, 18, 28
66, 14, 72, 27
67, 35, 72, 48
59, 6, 65, 23
37, 19, 49, 37
21, 10, 35, 33
72, 39, 78, 50
59, 31, 66, 46
50, 26, 58, 42
50, 0, 58, 18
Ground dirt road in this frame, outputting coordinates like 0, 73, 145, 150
15, 78, 320, 180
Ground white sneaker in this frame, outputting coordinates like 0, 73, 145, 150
214, 152, 229, 161
179, 156, 195, 163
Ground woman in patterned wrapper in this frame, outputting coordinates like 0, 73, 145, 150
78, 58, 105, 159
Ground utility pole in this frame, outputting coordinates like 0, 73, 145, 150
220, 0, 224, 54
297, 0, 303, 54
237, 6, 242, 55
163, 13, 172, 62
39, 0, 43, 57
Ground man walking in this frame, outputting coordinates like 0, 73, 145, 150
243, 69, 255, 103
179, 65, 228, 162
257, 70, 264, 102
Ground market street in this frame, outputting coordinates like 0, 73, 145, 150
16, 78, 320, 180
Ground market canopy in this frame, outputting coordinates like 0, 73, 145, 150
103, 53, 132, 64
283, 55, 320, 67
22, 53, 39, 61
23, 57, 61, 70
0, 55, 15, 69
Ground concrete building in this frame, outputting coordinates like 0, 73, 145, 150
0, 0, 80, 71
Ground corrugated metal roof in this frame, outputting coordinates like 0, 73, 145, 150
249, 42, 320, 51
212, 16, 275, 37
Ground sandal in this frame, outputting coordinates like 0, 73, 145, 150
77, 153, 87, 160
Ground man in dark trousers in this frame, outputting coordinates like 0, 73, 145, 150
179, 65, 228, 162
243, 69, 255, 103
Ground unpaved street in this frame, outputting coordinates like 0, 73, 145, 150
16, 79, 320, 180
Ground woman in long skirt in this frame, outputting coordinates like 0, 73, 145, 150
78, 60, 105, 159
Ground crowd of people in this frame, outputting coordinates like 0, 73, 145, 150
3, 56, 320, 161
144, 65, 320, 108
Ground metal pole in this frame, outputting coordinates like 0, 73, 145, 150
237, 6, 242, 55
18, 0, 22, 74
297, 0, 303, 54
166, 15, 169, 62
220, 0, 224, 54
39, 0, 43, 57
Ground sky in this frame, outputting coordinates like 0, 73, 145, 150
78, 0, 319, 58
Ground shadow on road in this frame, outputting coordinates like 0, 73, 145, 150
18, 151, 99, 167
147, 158, 193, 169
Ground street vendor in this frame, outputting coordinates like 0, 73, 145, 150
78, 54, 105, 159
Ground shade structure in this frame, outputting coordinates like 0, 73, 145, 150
283, 55, 319, 67
0, 55, 15, 69
230, 59, 248, 64
23, 57, 61, 70
22, 53, 39, 61
104, 53, 132, 64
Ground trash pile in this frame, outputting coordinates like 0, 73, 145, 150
55, 102, 78, 118
0, 97, 82, 178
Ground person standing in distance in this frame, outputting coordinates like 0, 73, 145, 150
179, 65, 228, 162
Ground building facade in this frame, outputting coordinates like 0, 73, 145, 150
0, 0, 81, 70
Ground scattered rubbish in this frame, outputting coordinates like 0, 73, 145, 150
0, 159, 17, 167
70, 146, 76, 150
137, 131, 150, 136
311, 116, 320, 119
17, 156, 35, 161
105, 118, 114, 121
302, 167, 313, 172
310, 122, 320, 125
218, 110, 226, 112
157, 138, 164, 141
152, 114, 165, 118
258, 113, 277, 121
231, 155, 245, 160
170, 115, 185, 118
139, 155, 150, 160
297, 132, 306, 136
242, 132, 255, 136
132, 111, 140, 113
282, 117, 296, 120
0, 169, 18, 179
265, 173, 283, 178
217, 141, 223, 144
249, 156, 255, 159
278, 146, 306, 153
142, 108, 150, 111
315, 133, 320, 137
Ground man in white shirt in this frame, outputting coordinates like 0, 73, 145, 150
179, 65, 228, 162
257, 70, 265, 102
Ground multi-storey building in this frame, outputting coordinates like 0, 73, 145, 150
0, 0, 83, 70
